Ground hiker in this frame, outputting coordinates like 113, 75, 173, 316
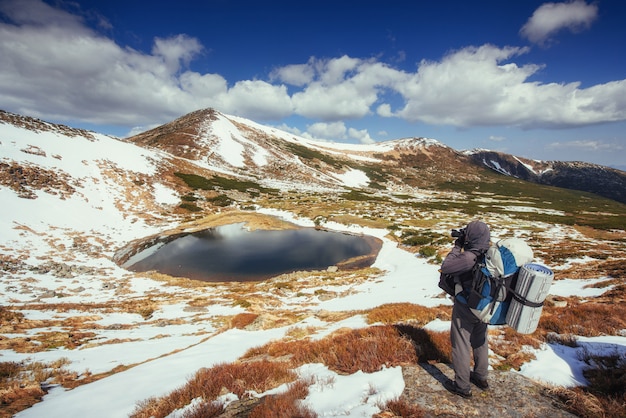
440, 220, 491, 398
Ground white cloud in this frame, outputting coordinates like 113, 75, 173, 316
1, 0, 87, 30
152, 35, 204, 73
489, 135, 506, 142
348, 127, 375, 145
0, 0, 624, 140
270, 62, 316, 86
216, 80, 293, 120
547, 140, 623, 151
520, 0, 599, 45
306, 121, 348, 140
376, 103, 393, 118
394, 44, 626, 128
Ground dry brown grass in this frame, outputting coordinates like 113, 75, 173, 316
488, 327, 542, 370
557, 259, 626, 281
130, 360, 297, 418
379, 397, 426, 417
549, 386, 626, 418
366, 303, 451, 326
574, 225, 626, 242
231, 313, 259, 329
247, 378, 316, 418
244, 325, 419, 374
539, 301, 626, 337
130, 320, 455, 417
0, 358, 75, 418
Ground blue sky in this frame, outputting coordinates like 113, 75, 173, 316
1, 0, 625, 169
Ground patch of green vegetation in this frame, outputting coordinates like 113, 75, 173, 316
346, 163, 389, 189
208, 194, 233, 207
419, 246, 437, 258
179, 202, 202, 212
274, 282, 295, 291
174, 172, 277, 195
342, 189, 386, 202
283, 142, 344, 169
402, 234, 431, 246
392, 194, 414, 200
233, 299, 251, 308
401, 229, 449, 248
436, 176, 626, 230
181, 193, 199, 202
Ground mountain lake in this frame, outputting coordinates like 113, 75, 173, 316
122, 223, 381, 282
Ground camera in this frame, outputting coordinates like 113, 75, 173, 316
451, 228, 466, 238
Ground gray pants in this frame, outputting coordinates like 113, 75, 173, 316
450, 301, 489, 392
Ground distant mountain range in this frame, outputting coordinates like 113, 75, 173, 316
2, 108, 625, 204
464, 149, 626, 204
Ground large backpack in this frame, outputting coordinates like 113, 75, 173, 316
456, 238, 534, 325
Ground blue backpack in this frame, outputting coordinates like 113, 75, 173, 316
456, 238, 534, 324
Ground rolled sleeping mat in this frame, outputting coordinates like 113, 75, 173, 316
506, 263, 554, 334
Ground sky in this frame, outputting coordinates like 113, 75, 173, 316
1, 0, 625, 169
1, 98, 625, 417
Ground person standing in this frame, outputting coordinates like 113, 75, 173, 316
440, 220, 491, 398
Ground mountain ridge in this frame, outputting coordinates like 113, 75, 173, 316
465, 148, 626, 204
2, 107, 625, 203
119, 107, 626, 203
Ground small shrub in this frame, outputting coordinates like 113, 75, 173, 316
178, 400, 224, 418
382, 397, 425, 417
180, 193, 199, 202
231, 313, 259, 329
233, 299, 251, 308
539, 302, 626, 337
244, 325, 418, 374
0, 361, 20, 379
248, 378, 316, 418
580, 347, 626, 396
419, 246, 437, 257
179, 202, 202, 212
208, 194, 232, 207
402, 235, 431, 246
367, 303, 440, 326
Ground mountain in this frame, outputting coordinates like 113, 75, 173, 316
126, 108, 626, 204
124, 107, 485, 193
465, 149, 626, 204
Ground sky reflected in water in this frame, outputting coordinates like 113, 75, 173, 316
127, 224, 376, 282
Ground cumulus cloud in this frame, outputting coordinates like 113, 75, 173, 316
270, 62, 316, 86
393, 44, 626, 128
0, 0, 292, 127
0, 0, 624, 142
306, 121, 348, 140
348, 127, 376, 145
152, 35, 204, 74
520, 0, 598, 45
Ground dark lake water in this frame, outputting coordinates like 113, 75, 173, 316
124, 224, 380, 282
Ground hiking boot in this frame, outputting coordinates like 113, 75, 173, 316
443, 379, 472, 398
470, 372, 489, 390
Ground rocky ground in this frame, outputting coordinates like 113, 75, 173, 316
397, 363, 575, 417
213, 362, 576, 417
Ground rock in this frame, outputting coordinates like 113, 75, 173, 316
400, 363, 575, 417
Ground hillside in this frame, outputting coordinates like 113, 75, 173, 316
0, 109, 624, 417
466, 149, 626, 204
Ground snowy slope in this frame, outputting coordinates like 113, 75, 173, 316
0, 110, 624, 418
